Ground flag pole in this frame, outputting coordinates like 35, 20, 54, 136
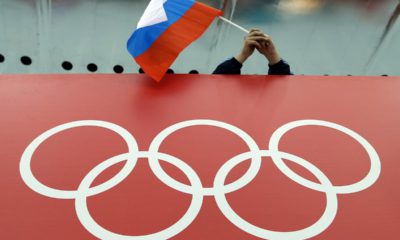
218, 16, 249, 34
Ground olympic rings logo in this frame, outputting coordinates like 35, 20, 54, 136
20, 119, 381, 240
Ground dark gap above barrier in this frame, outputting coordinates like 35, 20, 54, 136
21, 56, 32, 66
1, 55, 392, 76
113, 65, 124, 74
62, 61, 73, 71
87, 63, 98, 72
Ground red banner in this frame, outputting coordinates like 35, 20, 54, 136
1, 74, 399, 239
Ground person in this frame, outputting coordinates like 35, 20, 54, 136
213, 28, 292, 75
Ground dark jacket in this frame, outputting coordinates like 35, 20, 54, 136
213, 57, 292, 75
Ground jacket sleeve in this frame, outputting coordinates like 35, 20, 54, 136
268, 59, 293, 75
212, 57, 243, 75
213, 57, 293, 75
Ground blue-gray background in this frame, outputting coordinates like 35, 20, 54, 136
0, 0, 398, 75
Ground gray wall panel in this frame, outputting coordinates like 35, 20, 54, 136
0, 0, 398, 75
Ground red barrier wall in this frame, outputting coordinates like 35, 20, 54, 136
0, 74, 399, 239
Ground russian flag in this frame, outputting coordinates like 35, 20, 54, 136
127, 0, 222, 81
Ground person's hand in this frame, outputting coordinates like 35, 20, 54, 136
256, 33, 282, 65
235, 28, 266, 64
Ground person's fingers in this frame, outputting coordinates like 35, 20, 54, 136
247, 36, 269, 42
256, 32, 272, 41
249, 28, 260, 33
248, 30, 264, 36
257, 36, 274, 47
247, 40, 262, 49
256, 34, 271, 41
263, 38, 272, 46
246, 32, 275, 49
253, 31, 270, 37
247, 30, 265, 38
262, 41, 270, 49
251, 33, 265, 38
249, 29, 273, 38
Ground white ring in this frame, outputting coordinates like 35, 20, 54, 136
20, 120, 139, 199
75, 151, 203, 240
19, 119, 381, 240
269, 120, 381, 194
148, 120, 262, 196
214, 150, 338, 240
